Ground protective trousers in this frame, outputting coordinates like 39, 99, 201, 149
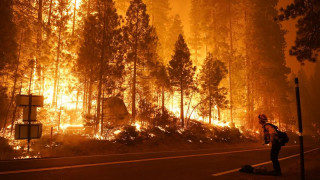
270, 144, 282, 172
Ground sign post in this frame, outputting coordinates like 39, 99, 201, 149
295, 78, 305, 180
15, 94, 43, 153
27, 94, 32, 152
15, 124, 42, 139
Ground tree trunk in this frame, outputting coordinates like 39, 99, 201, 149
209, 95, 212, 125
161, 84, 165, 116
96, 1, 106, 134
244, 9, 252, 128
208, 59, 212, 125
76, 89, 79, 111
37, 0, 42, 50
72, 0, 76, 36
87, 0, 91, 17
48, 0, 53, 25
228, 2, 234, 125
53, 16, 62, 106
132, 8, 139, 123
185, 93, 194, 127
88, 77, 93, 115
100, 90, 105, 136
83, 77, 87, 114
180, 84, 184, 127
36, 0, 42, 94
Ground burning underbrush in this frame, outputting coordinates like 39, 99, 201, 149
2, 119, 311, 160
20, 121, 260, 158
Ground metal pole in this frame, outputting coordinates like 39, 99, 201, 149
100, 90, 104, 136
58, 106, 62, 132
295, 77, 305, 180
50, 126, 53, 148
27, 94, 33, 153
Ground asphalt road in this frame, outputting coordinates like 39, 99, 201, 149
0, 144, 319, 180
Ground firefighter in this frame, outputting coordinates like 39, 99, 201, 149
259, 114, 282, 176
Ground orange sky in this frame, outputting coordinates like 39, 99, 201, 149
169, 0, 316, 77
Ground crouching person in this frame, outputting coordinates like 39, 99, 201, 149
259, 114, 282, 176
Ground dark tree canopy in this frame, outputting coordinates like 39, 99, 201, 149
168, 34, 195, 92
278, 0, 320, 63
168, 34, 195, 126
0, 0, 17, 71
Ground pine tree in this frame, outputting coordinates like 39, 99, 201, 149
96, 0, 123, 134
168, 34, 196, 127
77, 15, 100, 116
52, 0, 72, 106
191, 0, 245, 125
246, 0, 291, 129
77, 0, 124, 134
124, 0, 158, 122
199, 53, 228, 124
278, 0, 320, 63
151, 64, 171, 116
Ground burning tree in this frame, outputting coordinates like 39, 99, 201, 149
198, 53, 228, 124
151, 64, 171, 117
124, 0, 158, 123
77, 0, 124, 134
0, 0, 303, 144
168, 34, 196, 127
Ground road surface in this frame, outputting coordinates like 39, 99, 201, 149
0, 144, 319, 180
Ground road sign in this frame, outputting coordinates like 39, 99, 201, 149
23, 106, 37, 121
15, 124, 42, 140
16, 95, 44, 107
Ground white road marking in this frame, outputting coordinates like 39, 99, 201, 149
0, 146, 297, 175
212, 148, 319, 176
0, 145, 298, 163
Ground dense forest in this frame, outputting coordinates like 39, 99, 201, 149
0, 0, 319, 139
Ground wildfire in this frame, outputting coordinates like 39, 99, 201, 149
94, 134, 104, 140
10, 0, 233, 143
113, 130, 121, 135
60, 124, 84, 130
14, 155, 41, 160
134, 122, 141, 131
212, 120, 230, 127
167, 94, 231, 128
74, 0, 82, 9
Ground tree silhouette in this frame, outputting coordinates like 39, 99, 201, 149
199, 53, 228, 124
124, 0, 157, 122
0, 0, 17, 70
168, 34, 196, 127
278, 0, 320, 63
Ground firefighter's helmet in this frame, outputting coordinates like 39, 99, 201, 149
258, 114, 268, 124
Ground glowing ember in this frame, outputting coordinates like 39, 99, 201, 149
14, 155, 41, 160
212, 120, 230, 127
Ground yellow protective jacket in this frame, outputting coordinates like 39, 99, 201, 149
263, 123, 279, 145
